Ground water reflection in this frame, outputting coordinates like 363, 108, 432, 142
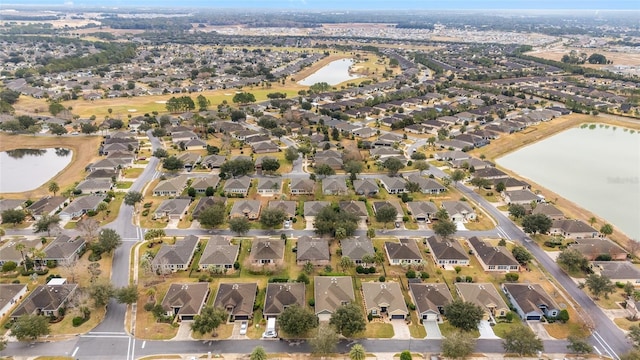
5, 148, 47, 159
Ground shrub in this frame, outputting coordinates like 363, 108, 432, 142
505, 273, 519, 282
268, 276, 289, 283
234, 261, 240, 270
143, 202, 153, 208
465, 276, 473, 283
367, 266, 376, 274
46, 260, 57, 268
455, 276, 462, 282
356, 265, 366, 274
379, 276, 386, 282
35, 268, 49, 276
1, 261, 17, 272
406, 269, 416, 278
408, 303, 416, 310
86, 210, 97, 217
368, 312, 373, 321
88, 252, 102, 262
143, 302, 155, 312
72, 316, 86, 327
454, 266, 462, 274
557, 309, 570, 323
420, 272, 430, 279
12, 279, 20, 284
308, 298, 315, 307
141, 209, 149, 217
297, 273, 310, 284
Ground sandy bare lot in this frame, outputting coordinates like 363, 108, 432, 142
528, 48, 640, 67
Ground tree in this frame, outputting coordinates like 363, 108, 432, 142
229, 217, 251, 236
260, 158, 280, 174
48, 181, 60, 196
198, 204, 226, 228
221, 158, 255, 177
15, 243, 27, 271
124, 191, 143, 208
315, 164, 335, 177
495, 182, 506, 193
344, 160, 364, 181
349, 344, 366, 360
250, 346, 268, 360
584, 273, 615, 299
49, 123, 67, 135
511, 245, 532, 265
191, 307, 228, 336
432, 219, 457, 239
382, 157, 405, 176
33, 214, 61, 237
278, 304, 319, 337
115, 285, 139, 304
521, 213, 552, 234
81, 122, 99, 134
11, 315, 50, 341
450, 169, 466, 187
588, 53, 608, 64
310, 324, 338, 355
329, 303, 366, 337
413, 160, 429, 173
340, 256, 354, 271
314, 205, 359, 238
284, 147, 299, 163
271, 128, 286, 139
470, 177, 491, 189
557, 249, 589, 273
96, 228, 122, 255
1, 209, 25, 225
376, 205, 398, 229
400, 351, 412, 360
77, 218, 100, 242
163, 156, 185, 172
260, 208, 286, 229
502, 324, 543, 356
508, 204, 526, 219
152, 148, 168, 158
89, 281, 115, 307
232, 92, 256, 105
567, 336, 593, 354
197, 94, 210, 111
406, 181, 421, 193
600, 223, 614, 236
444, 300, 484, 332
628, 324, 640, 348
442, 330, 476, 359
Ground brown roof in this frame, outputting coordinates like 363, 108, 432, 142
263, 283, 306, 317
426, 236, 469, 261
385, 239, 422, 261
213, 282, 257, 317
468, 236, 518, 267
161, 283, 210, 317
314, 276, 355, 314
409, 283, 453, 315
251, 239, 284, 261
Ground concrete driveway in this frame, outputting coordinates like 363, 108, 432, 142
423, 320, 443, 339
391, 319, 410, 339
478, 320, 500, 339
528, 321, 555, 340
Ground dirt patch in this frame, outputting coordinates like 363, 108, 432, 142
0, 133, 102, 199
527, 48, 640, 67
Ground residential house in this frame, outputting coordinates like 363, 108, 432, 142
290, 178, 315, 195
409, 283, 453, 322
340, 237, 375, 265
59, 195, 105, 221
372, 200, 404, 224
27, 196, 67, 220
268, 201, 296, 220
425, 236, 470, 269
151, 235, 199, 272
87, 158, 123, 172
213, 282, 258, 321
198, 236, 239, 271
474, 167, 509, 180
250, 238, 284, 265
378, 176, 407, 194
0, 199, 25, 214
75, 179, 113, 194
490, 177, 530, 192
161, 283, 210, 321
0, 284, 27, 319
42, 234, 87, 264
404, 175, 446, 194
590, 261, 640, 285
467, 236, 519, 272
263, 283, 306, 318
252, 141, 280, 154
502, 189, 541, 205
191, 176, 220, 194
361, 282, 409, 319
0, 237, 42, 266
569, 238, 628, 261
223, 176, 252, 197
304, 201, 330, 222
441, 201, 476, 222
353, 178, 380, 196
85, 169, 118, 182
229, 200, 261, 220
502, 283, 560, 321
153, 175, 189, 197
385, 238, 423, 265
339, 201, 368, 223
532, 203, 565, 221
192, 196, 227, 219
296, 236, 330, 266
257, 178, 282, 196
434, 151, 469, 162
407, 201, 438, 222
11, 279, 77, 320
176, 152, 202, 171
455, 283, 509, 320
314, 276, 355, 320
201, 155, 226, 169
322, 177, 348, 195
153, 198, 191, 220
550, 220, 598, 239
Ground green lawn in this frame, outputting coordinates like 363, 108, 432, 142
356, 322, 394, 338
438, 322, 480, 338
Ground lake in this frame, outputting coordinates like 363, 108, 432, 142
497, 125, 640, 240
298, 59, 361, 86
0, 148, 73, 193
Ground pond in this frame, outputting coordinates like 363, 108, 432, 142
0, 148, 73, 193
497, 124, 640, 240
298, 58, 361, 86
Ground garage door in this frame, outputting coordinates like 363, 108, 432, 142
181, 315, 194, 321
391, 315, 405, 320
423, 313, 438, 321
526, 315, 541, 321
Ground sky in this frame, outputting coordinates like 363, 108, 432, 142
6, 0, 640, 10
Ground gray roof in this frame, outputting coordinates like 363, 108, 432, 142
353, 178, 379, 194
152, 235, 199, 267
338, 201, 368, 217
199, 237, 239, 267
161, 283, 209, 317
251, 238, 284, 261
532, 203, 564, 218
468, 236, 518, 266
441, 201, 474, 217
409, 283, 453, 315
213, 282, 257, 317
257, 177, 282, 191
263, 283, 306, 317
340, 237, 374, 262
0, 284, 27, 311
379, 175, 407, 190
0, 237, 42, 264
314, 276, 355, 314
304, 201, 330, 217
361, 282, 408, 316
502, 283, 559, 314
296, 236, 330, 262
591, 261, 640, 280
155, 198, 191, 216
373, 200, 403, 216
268, 201, 296, 218
43, 234, 86, 261
76, 179, 112, 192
27, 196, 66, 216
229, 200, 261, 217
290, 178, 315, 193
191, 176, 220, 191
153, 175, 189, 194
11, 283, 77, 318
504, 189, 539, 203
223, 176, 252, 192
322, 177, 348, 193
385, 239, 422, 261
60, 194, 105, 216
455, 283, 508, 312
407, 201, 438, 218
426, 236, 469, 261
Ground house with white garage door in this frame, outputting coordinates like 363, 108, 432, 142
502, 283, 559, 321
361, 282, 408, 320
409, 283, 453, 322
314, 276, 354, 321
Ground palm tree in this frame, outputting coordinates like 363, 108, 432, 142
31, 248, 46, 270
589, 216, 597, 227
349, 344, 366, 360
15, 243, 28, 272
48, 182, 60, 197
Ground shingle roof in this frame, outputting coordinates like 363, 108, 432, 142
263, 283, 306, 316
502, 283, 558, 314
314, 276, 355, 314
213, 282, 257, 317
161, 283, 209, 317
455, 283, 508, 312
304, 201, 330, 217
296, 236, 330, 262
43, 234, 86, 261
409, 283, 453, 315
152, 235, 199, 267
251, 239, 284, 261
340, 237, 374, 261
11, 283, 77, 318
385, 239, 422, 261
426, 236, 469, 261
199, 237, 239, 266
362, 282, 408, 316
468, 236, 518, 266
